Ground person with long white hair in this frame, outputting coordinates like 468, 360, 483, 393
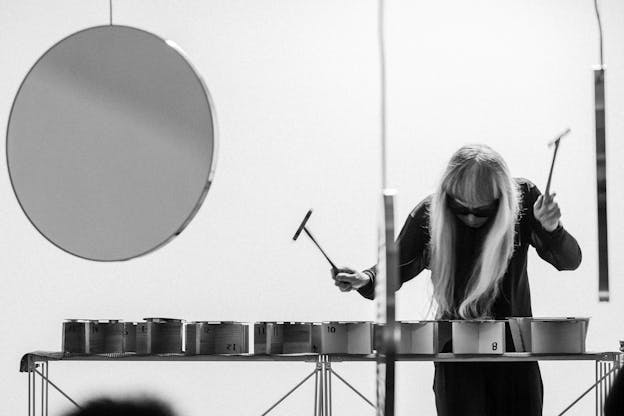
333, 144, 582, 416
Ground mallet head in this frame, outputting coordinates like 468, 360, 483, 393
548, 127, 571, 147
293, 209, 313, 241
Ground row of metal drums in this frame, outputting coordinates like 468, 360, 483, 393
62, 319, 376, 355
62, 318, 589, 355
63, 318, 183, 354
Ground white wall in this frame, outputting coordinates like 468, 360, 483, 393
1, 0, 622, 415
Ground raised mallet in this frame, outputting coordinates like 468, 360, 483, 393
293, 209, 338, 273
544, 127, 571, 199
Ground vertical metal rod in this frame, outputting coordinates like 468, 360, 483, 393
323, 356, 329, 416
317, 356, 324, 416
600, 362, 606, 415
605, 360, 609, 414
605, 362, 609, 415
378, 0, 387, 189
604, 362, 607, 416
607, 361, 611, 401
594, 67, 609, 302
32, 364, 36, 416
609, 361, 614, 401
604, 362, 608, 415
595, 361, 600, 416
599, 362, 602, 415
602, 362, 610, 407
314, 365, 319, 416
45, 363, 49, 416
28, 367, 31, 416
598, 362, 602, 416
328, 359, 332, 416
41, 364, 44, 416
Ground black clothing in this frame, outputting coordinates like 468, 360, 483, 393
433, 361, 543, 416
357, 178, 582, 310
605, 369, 624, 415
356, 178, 582, 416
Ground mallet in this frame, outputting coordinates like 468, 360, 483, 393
544, 127, 571, 199
293, 209, 338, 273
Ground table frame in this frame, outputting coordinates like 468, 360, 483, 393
21, 351, 622, 416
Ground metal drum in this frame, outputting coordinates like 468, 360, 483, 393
318, 322, 348, 354
62, 319, 103, 354
187, 322, 248, 354
267, 322, 284, 354
253, 322, 267, 354
185, 322, 199, 355
213, 322, 248, 354
124, 322, 137, 353
398, 321, 451, 354
253, 322, 284, 354
345, 321, 374, 354
451, 320, 506, 354
136, 318, 183, 355
312, 321, 374, 355
507, 317, 532, 352
282, 322, 318, 354
530, 317, 589, 354
92, 319, 127, 354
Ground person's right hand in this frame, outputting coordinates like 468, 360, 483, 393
331, 267, 371, 292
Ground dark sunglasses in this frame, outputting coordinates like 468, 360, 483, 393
446, 195, 500, 218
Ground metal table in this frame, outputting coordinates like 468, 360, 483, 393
20, 351, 622, 416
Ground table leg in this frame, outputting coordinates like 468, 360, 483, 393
322, 356, 327, 415
596, 361, 599, 416
32, 363, 36, 416
45, 363, 49, 416
327, 359, 332, 416
314, 364, 319, 416
41, 363, 44, 416
28, 362, 31, 416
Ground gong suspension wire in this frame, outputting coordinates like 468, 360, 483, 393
593, 0, 604, 67
109, 0, 113, 26
378, 0, 388, 189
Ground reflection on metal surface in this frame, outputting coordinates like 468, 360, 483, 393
7, 25, 217, 261
594, 68, 609, 302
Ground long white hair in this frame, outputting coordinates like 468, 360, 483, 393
429, 144, 520, 319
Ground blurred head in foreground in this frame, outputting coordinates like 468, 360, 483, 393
64, 397, 177, 416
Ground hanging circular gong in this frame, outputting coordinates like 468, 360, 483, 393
7, 25, 217, 261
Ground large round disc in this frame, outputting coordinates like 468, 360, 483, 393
7, 25, 217, 261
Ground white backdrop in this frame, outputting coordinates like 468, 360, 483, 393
1, 0, 623, 415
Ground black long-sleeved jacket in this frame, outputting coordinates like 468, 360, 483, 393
356, 178, 582, 319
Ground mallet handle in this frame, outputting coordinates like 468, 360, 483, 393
544, 140, 560, 199
545, 128, 571, 199
304, 228, 338, 272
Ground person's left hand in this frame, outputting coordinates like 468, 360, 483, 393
533, 193, 561, 232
